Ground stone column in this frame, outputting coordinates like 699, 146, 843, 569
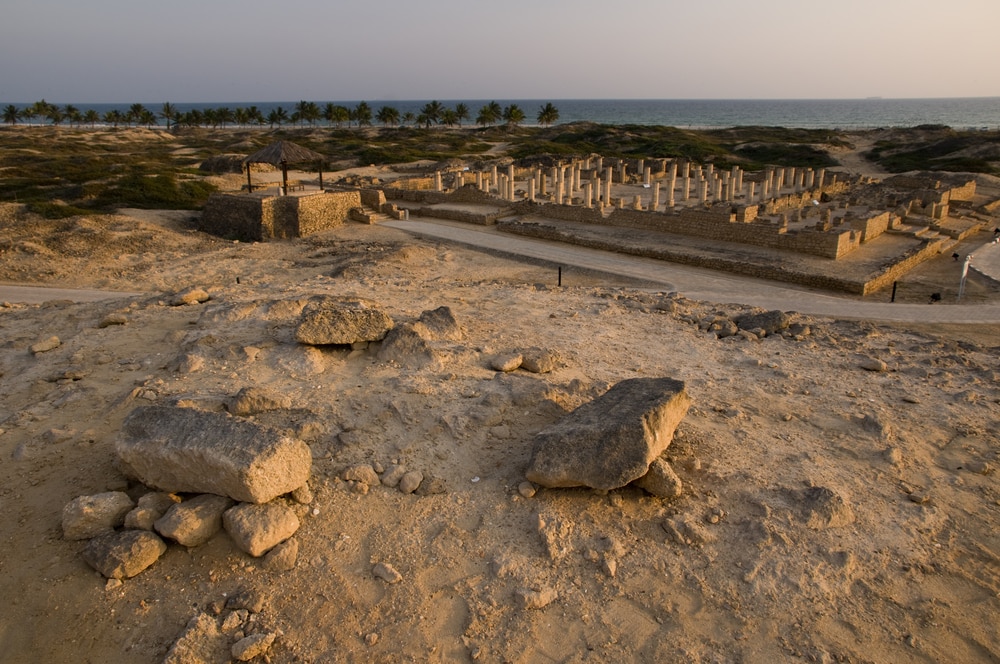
816, 169, 826, 189
604, 176, 612, 207
434, 171, 442, 192
528, 177, 536, 202
787, 167, 796, 192
556, 179, 565, 205
585, 182, 593, 208
698, 179, 708, 204
637, 159, 644, 182
748, 181, 756, 201
643, 166, 651, 186
633, 195, 642, 210
593, 175, 602, 206
651, 182, 660, 212
682, 174, 691, 201
705, 164, 714, 179
806, 168, 815, 189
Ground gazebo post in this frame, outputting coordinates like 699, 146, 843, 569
245, 165, 253, 192
319, 162, 324, 191
281, 160, 289, 195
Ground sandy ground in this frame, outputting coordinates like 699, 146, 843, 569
1, 157, 999, 664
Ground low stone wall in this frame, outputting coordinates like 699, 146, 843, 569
200, 190, 361, 241
498, 219, 871, 293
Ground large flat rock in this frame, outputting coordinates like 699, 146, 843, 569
116, 406, 311, 504
526, 377, 690, 490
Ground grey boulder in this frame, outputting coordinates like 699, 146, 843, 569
526, 377, 690, 490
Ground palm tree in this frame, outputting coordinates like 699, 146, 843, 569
323, 103, 350, 127
3, 105, 19, 125
440, 109, 458, 127
83, 109, 99, 128
267, 107, 289, 128
502, 104, 525, 128
103, 109, 123, 128
476, 101, 502, 127
127, 103, 148, 127
420, 100, 445, 126
47, 107, 65, 125
402, 111, 416, 127
376, 105, 400, 127
248, 106, 265, 127
20, 105, 37, 125
63, 105, 80, 127
160, 102, 178, 130
537, 102, 559, 127
354, 101, 372, 127
455, 103, 469, 127
139, 109, 157, 127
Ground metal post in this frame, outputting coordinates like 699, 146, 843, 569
890, 281, 897, 303
558, 267, 562, 287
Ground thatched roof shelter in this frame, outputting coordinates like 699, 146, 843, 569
243, 140, 327, 193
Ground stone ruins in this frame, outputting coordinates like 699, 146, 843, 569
200, 154, 994, 294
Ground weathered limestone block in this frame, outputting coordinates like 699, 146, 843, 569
224, 502, 300, 557
116, 406, 311, 504
155, 494, 234, 547
82, 530, 167, 579
295, 296, 393, 345
526, 377, 690, 490
62, 491, 135, 540
227, 386, 292, 416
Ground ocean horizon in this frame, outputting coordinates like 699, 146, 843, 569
4, 97, 998, 130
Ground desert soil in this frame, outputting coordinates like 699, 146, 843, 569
0, 159, 999, 664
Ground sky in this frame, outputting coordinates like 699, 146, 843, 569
2, 0, 999, 104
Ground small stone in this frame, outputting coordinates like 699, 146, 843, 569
227, 386, 292, 416
517, 481, 537, 498
30, 336, 61, 354
373, 562, 402, 584
343, 464, 381, 486
232, 632, 277, 661
602, 557, 617, 578
380, 464, 407, 488
171, 287, 210, 306
62, 492, 135, 540
98, 312, 129, 328
82, 530, 167, 579
155, 494, 233, 547
221, 610, 247, 634
264, 537, 299, 572
398, 470, 423, 495
290, 484, 313, 504
634, 457, 683, 499
414, 475, 448, 496
490, 353, 523, 373
516, 587, 557, 610
124, 492, 181, 530
163, 613, 229, 664
860, 358, 888, 372
964, 460, 991, 475
224, 502, 301, 557
225, 589, 265, 613
521, 348, 559, 374
365, 632, 379, 646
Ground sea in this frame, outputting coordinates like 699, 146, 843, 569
7, 98, 999, 130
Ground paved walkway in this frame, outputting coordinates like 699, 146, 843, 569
384, 219, 1000, 324
0, 285, 142, 304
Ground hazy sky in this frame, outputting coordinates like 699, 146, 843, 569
3, 0, 999, 103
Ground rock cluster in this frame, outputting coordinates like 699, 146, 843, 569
526, 377, 691, 496
65, 404, 312, 580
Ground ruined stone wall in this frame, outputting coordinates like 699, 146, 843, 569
947, 180, 976, 201
386, 185, 501, 206
360, 189, 386, 209
848, 211, 892, 242
295, 191, 360, 237
389, 177, 436, 191
498, 219, 870, 293
199, 191, 359, 241
200, 194, 265, 241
